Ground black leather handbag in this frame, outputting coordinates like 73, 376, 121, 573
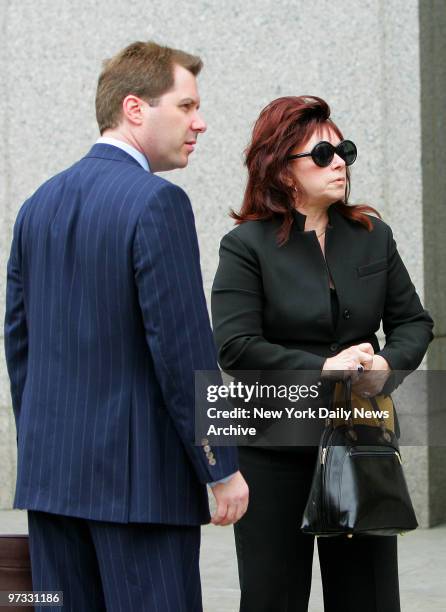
301, 377, 418, 537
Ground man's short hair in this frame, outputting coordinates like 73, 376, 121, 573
95, 40, 203, 134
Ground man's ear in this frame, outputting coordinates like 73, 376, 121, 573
122, 95, 144, 126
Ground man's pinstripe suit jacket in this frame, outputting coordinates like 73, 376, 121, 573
4, 143, 238, 525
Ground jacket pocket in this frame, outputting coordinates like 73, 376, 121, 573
357, 258, 388, 278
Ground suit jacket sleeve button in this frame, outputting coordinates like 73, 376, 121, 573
201, 438, 209, 446
203, 445, 211, 453
209, 458, 217, 466
343, 309, 351, 320
330, 343, 339, 352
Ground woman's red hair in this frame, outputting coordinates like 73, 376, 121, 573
232, 96, 380, 244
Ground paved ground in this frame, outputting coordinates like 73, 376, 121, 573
201, 521, 446, 612
1, 510, 445, 611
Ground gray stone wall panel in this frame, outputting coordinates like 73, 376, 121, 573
420, 0, 446, 342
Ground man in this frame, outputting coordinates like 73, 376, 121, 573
4, 41, 248, 611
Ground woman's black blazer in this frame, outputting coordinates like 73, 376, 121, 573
211, 205, 434, 373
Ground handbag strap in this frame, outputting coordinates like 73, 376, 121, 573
343, 376, 359, 441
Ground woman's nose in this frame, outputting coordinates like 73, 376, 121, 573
331, 153, 345, 169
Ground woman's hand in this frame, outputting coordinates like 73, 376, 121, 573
322, 342, 374, 373
352, 355, 391, 397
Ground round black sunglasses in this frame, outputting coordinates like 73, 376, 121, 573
287, 139, 357, 167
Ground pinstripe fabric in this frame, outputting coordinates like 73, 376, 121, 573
27, 510, 202, 612
4, 143, 238, 525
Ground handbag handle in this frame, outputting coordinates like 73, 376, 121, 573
343, 376, 352, 412
342, 376, 358, 441
342, 375, 393, 443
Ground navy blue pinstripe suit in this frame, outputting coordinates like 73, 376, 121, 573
4, 143, 238, 610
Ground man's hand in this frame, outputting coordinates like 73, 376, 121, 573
210, 471, 249, 526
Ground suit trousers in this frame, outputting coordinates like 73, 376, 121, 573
234, 446, 401, 612
27, 511, 202, 612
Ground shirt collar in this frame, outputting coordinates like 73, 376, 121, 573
96, 136, 151, 172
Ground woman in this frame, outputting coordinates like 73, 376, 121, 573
211, 96, 433, 612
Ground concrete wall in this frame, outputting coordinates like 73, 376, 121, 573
419, 0, 446, 526
1, 0, 444, 524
